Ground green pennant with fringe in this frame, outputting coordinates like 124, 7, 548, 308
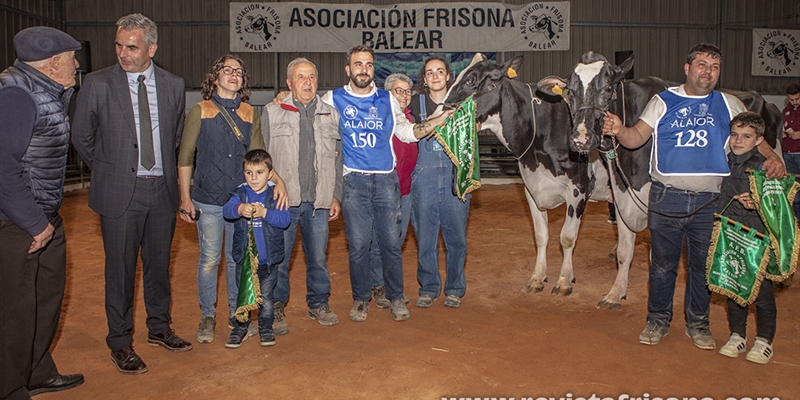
749, 170, 799, 281
706, 215, 771, 307
433, 95, 481, 201
234, 224, 261, 322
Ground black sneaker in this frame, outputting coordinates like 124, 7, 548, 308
260, 331, 276, 347
225, 326, 249, 349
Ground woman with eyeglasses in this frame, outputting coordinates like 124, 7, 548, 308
367, 73, 418, 308
177, 54, 286, 345
408, 56, 470, 309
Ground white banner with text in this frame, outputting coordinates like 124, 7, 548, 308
230, 2, 570, 53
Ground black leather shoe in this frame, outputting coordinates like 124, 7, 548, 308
111, 347, 148, 374
147, 329, 193, 352
29, 373, 85, 396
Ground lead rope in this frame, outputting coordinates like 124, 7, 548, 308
516, 83, 539, 161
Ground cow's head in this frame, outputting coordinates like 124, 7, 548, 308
245, 14, 273, 42
443, 53, 522, 109
538, 51, 633, 153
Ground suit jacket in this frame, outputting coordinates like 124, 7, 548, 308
72, 63, 185, 218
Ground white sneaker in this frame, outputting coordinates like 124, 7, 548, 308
718, 333, 747, 358
745, 337, 773, 364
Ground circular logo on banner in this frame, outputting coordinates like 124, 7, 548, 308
755, 30, 800, 76
517, 3, 566, 50
234, 4, 281, 51
721, 250, 747, 279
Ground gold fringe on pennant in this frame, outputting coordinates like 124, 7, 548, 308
783, 180, 800, 279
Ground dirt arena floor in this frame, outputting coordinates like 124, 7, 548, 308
45, 183, 799, 400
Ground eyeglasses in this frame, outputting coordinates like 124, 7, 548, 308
393, 88, 412, 96
221, 66, 244, 77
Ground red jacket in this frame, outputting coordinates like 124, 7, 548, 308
392, 108, 418, 196
783, 103, 800, 153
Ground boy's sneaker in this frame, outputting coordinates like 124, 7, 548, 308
719, 333, 747, 358
416, 295, 435, 308
273, 302, 289, 336
196, 316, 215, 344
390, 299, 410, 321
229, 316, 258, 337
308, 305, 339, 326
443, 294, 461, 308
225, 326, 249, 349
349, 300, 369, 322
686, 327, 716, 350
260, 331, 276, 347
372, 286, 391, 309
638, 321, 669, 345
745, 337, 773, 364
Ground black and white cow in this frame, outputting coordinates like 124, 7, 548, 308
443, 54, 612, 298
537, 51, 783, 308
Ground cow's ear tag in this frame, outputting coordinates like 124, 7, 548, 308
552, 85, 563, 95
506, 68, 517, 79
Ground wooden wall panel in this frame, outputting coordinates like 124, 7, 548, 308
2, 0, 798, 94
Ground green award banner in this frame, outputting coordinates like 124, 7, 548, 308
433, 95, 481, 201
749, 170, 799, 281
234, 226, 262, 322
706, 216, 771, 307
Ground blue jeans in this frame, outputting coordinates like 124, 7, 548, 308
411, 158, 470, 298
274, 202, 332, 308
784, 153, 800, 219
342, 172, 404, 302
370, 193, 412, 288
257, 263, 278, 334
193, 201, 236, 318
646, 181, 716, 329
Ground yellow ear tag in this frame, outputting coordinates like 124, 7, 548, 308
552, 85, 563, 95
506, 68, 517, 79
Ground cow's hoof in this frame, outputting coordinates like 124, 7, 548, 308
551, 286, 573, 296
523, 282, 545, 293
596, 299, 621, 309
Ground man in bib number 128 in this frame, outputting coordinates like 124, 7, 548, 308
601, 43, 784, 351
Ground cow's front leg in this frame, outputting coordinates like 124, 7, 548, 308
597, 220, 636, 308
552, 204, 581, 296
523, 190, 548, 293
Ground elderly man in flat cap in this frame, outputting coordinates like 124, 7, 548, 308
0, 26, 85, 399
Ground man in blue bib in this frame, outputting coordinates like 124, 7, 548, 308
320, 45, 451, 323
602, 43, 785, 350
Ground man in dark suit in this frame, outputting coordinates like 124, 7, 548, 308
72, 13, 192, 375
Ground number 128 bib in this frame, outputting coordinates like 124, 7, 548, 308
653, 89, 732, 176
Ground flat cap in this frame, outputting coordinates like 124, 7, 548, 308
14, 26, 81, 62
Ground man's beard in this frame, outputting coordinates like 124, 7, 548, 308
350, 72, 373, 89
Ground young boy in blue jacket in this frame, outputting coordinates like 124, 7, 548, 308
223, 149, 290, 348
